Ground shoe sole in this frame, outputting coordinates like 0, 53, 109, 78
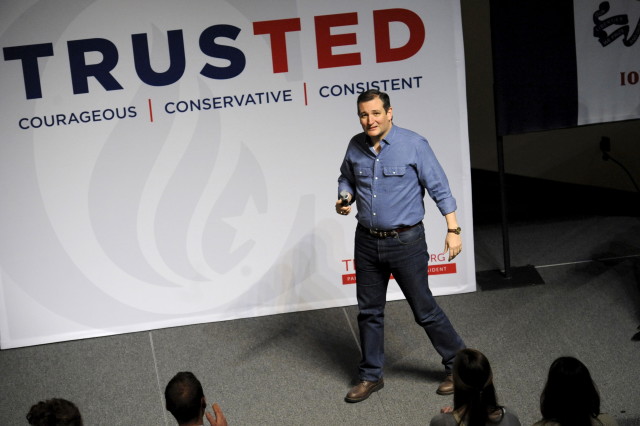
344, 382, 384, 403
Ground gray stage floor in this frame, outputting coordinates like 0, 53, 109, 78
1, 215, 639, 425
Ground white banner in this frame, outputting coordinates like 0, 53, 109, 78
0, 0, 474, 349
575, 0, 640, 125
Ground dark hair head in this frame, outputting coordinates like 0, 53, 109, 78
357, 89, 391, 112
540, 357, 601, 426
452, 348, 501, 426
26, 398, 83, 426
165, 372, 205, 424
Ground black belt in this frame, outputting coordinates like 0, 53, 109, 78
358, 222, 421, 238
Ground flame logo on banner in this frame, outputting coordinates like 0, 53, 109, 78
0, 0, 303, 326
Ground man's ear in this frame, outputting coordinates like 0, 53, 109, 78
201, 396, 206, 410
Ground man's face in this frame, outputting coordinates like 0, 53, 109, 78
358, 97, 393, 141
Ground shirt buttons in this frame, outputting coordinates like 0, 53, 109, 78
373, 212, 377, 216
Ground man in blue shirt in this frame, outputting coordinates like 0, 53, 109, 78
336, 89, 465, 402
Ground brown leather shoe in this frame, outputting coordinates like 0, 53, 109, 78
436, 374, 454, 395
345, 379, 384, 403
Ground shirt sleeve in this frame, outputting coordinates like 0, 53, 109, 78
414, 137, 457, 215
337, 142, 356, 201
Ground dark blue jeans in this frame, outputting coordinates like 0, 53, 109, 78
354, 222, 465, 381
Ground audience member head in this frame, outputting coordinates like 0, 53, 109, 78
540, 356, 601, 426
165, 371, 206, 425
26, 398, 83, 426
452, 348, 501, 426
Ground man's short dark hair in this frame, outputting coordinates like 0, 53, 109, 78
165, 372, 205, 424
357, 89, 391, 112
26, 398, 83, 426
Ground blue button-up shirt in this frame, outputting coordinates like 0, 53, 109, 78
338, 124, 456, 230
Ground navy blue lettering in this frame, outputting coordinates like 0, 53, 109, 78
67, 38, 123, 94
199, 25, 246, 79
132, 30, 186, 86
3, 43, 54, 99
103, 109, 115, 120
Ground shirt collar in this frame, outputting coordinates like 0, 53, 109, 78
383, 124, 397, 144
362, 124, 397, 147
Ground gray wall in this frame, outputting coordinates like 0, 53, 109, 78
461, 0, 640, 192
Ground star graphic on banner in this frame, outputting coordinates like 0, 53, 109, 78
220, 195, 268, 253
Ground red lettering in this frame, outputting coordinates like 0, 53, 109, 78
374, 8, 425, 63
628, 71, 638, 85
253, 18, 302, 73
428, 264, 457, 275
314, 12, 361, 69
341, 259, 352, 271
342, 273, 356, 284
